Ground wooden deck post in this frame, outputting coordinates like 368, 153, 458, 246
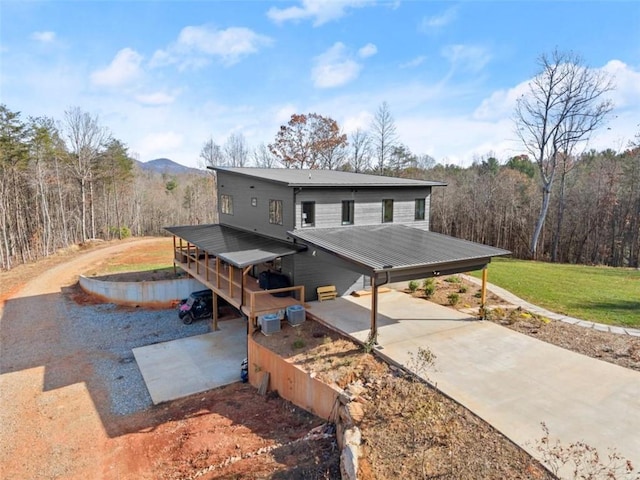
196, 247, 200, 275
369, 275, 378, 345
205, 252, 209, 282
212, 293, 219, 331
172, 236, 176, 275
216, 257, 220, 288
480, 268, 488, 319
229, 265, 234, 298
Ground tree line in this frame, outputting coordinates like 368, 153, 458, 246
0, 105, 215, 270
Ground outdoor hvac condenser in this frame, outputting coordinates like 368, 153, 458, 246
259, 313, 281, 335
286, 305, 306, 326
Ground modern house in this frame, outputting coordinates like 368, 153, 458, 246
166, 167, 509, 340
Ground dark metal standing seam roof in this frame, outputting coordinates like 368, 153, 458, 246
212, 167, 447, 188
164, 224, 304, 268
289, 225, 510, 273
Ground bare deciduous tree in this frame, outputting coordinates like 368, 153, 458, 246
515, 50, 614, 259
62, 107, 111, 242
370, 101, 398, 175
252, 142, 279, 168
224, 132, 249, 167
199, 137, 224, 169
348, 128, 371, 173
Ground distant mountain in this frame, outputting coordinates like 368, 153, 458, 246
136, 158, 205, 175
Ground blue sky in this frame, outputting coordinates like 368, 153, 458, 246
2, 1, 639, 168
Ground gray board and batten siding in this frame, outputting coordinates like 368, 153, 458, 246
216, 169, 294, 242
295, 187, 432, 230
214, 167, 443, 234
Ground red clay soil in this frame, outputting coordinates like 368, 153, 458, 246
0, 238, 338, 480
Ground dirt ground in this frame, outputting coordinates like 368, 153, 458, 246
0, 238, 339, 480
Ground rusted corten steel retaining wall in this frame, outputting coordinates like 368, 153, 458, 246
247, 334, 341, 420
79, 275, 206, 308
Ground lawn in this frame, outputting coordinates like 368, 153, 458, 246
472, 258, 640, 328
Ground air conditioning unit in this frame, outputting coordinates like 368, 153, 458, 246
259, 313, 281, 335
286, 305, 306, 326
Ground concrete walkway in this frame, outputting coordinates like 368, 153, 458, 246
461, 274, 640, 336
306, 291, 640, 477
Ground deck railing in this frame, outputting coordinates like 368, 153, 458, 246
174, 246, 304, 318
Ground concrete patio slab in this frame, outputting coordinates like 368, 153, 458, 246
306, 291, 640, 476
133, 318, 246, 404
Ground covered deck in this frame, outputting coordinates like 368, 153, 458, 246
166, 224, 306, 332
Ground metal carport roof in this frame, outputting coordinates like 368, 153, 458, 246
289, 224, 510, 282
165, 224, 305, 268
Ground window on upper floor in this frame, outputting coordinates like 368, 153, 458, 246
342, 200, 354, 225
415, 198, 426, 221
221, 194, 233, 215
269, 199, 283, 225
301, 202, 315, 227
382, 199, 394, 223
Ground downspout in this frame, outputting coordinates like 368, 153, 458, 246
368, 270, 391, 346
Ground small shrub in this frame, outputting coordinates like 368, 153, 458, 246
458, 285, 468, 294
474, 291, 482, 298
408, 280, 419, 293
423, 278, 436, 298
292, 339, 305, 349
444, 275, 461, 284
447, 293, 460, 306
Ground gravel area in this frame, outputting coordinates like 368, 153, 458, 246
61, 295, 210, 416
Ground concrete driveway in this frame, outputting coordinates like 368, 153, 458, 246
307, 290, 640, 474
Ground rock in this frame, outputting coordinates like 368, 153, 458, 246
347, 402, 365, 423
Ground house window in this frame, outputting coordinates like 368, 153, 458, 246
415, 198, 426, 220
342, 200, 354, 225
269, 199, 283, 225
221, 194, 233, 215
382, 199, 394, 223
301, 202, 315, 227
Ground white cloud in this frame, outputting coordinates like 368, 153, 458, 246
312, 42, 362, 88
420, 6, 458, 32
136, 131, 184, 158
31, 31, 56, 43
358, 43, 377, 59
442, 44, 491, 73
400, 55, 426, 69
267, 0, 371, 27
601, 59, 640, 109
473, 81, 529, 121
151, 25, 273, 69
91, 48, 143, 87
274, 103, 298, 124
135, 91, 177, 106
342, 110, 374, 134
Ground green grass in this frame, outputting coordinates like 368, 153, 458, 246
471, 258, 640, 327
101, 263, 173, 274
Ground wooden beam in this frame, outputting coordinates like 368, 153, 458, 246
229, 265, 234, 298
172, 236, 176, 275
196, 247, 200, 275
212, 293, 219, 331
205, 252, 209, 282
480, 268, 488, 318
369, 275, 378, 345
216, 257, 220, 288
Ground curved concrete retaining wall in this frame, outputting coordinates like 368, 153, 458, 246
79, 275, 206, 308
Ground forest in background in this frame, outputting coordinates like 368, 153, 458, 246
1, 102, 638, 271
